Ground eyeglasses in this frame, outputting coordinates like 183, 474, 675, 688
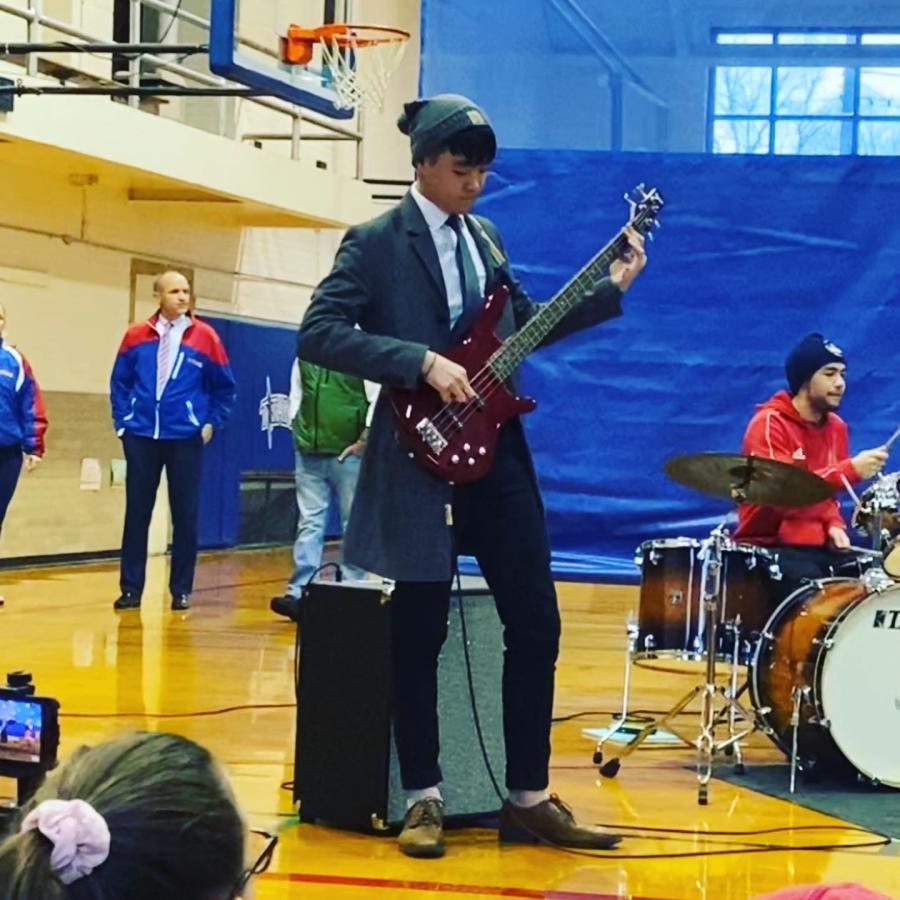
233, 829, 278, 895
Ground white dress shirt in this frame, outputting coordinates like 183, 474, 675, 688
410, 183, 487, 329
155, 311, 191, 399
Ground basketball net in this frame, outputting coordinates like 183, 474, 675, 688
281, 24, 410, 113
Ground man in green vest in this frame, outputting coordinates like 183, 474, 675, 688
270, 358, 378, 620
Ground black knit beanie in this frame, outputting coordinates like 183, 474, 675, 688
785, 332, 845, 395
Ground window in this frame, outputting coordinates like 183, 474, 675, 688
710, 30, 900, 155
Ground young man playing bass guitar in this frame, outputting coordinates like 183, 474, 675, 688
297, 94, 647, 858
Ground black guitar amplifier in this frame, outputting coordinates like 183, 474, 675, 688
293, 578, 505, 831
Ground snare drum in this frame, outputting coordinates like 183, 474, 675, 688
852, 472, 900, 549
750, 575, 900, 786
635, 538, 779, 660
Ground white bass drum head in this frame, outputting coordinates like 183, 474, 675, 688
821, 586, 900, 787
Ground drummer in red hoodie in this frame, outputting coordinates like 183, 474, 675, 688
735, 332, 888, 598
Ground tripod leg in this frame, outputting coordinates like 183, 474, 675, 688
600, 683, 701, 776
594, 613, 637, 763
697, 678, 715, 805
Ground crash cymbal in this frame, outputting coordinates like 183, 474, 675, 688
664, 452, 834, 506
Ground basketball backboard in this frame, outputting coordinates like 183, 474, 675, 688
209, 0, 353, 118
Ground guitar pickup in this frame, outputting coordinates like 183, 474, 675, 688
415, 418, 448, 455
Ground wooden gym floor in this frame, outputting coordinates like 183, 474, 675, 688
1, 547, 897, 899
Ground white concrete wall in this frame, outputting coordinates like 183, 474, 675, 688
0, 0, 422, 560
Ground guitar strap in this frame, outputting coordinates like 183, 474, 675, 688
467, 216, 507, 269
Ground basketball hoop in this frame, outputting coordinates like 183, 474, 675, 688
279, 23, 410, 112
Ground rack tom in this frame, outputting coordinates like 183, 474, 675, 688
635, 538, 779, 660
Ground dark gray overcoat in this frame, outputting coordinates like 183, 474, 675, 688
297, 192, 624, 581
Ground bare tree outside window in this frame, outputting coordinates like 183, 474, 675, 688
712, 61, 900, 156
713, 67, 771, 152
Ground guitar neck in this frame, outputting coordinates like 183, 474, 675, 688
489, 229, 630, 380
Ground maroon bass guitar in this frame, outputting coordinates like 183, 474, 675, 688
390, 184, 664, 484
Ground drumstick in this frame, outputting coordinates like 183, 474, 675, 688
885, 424, 900, 450
840, 473, 862, 507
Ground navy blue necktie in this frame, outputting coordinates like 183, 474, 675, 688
446, 214, 482, 317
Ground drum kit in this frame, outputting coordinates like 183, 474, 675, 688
593, 452, 900, 805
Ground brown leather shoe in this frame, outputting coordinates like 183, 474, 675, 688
398, 798, 445, 858
498, 794, 622, 849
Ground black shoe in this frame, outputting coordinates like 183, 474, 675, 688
171, 594, 191, 611
270, 595, 300, 621
114, 592, 141, 611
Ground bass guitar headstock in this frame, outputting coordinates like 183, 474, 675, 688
625, 183, 664, 239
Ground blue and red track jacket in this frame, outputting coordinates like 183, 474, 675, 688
0, 339, 48, 455
110, 311, 236, 440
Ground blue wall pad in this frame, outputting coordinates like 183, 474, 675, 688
469, 150, 899, 579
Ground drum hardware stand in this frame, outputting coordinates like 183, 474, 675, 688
721, 616, 746, 774
591, 614, 648, 765
697, 524, 770, 803
695, 529, 727, 806
847, 471, 894, 554
789, 685, 811, 793
594, 525, 762, 802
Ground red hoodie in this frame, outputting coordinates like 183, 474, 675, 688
734, 391, 860, 546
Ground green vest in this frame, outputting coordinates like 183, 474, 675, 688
292, 361, 368, 454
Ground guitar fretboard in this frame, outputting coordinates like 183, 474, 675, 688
487, 223, 640, 381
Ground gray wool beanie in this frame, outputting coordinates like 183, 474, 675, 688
397, 93, 495, 162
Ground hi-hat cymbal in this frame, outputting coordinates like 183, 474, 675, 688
664, 453, 834, 506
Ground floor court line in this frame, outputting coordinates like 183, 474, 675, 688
258, 871, 659, 899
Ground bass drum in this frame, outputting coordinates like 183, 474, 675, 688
749, 576, 900, 786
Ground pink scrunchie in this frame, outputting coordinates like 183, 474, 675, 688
20, 799, 111, 885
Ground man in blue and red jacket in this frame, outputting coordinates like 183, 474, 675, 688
109, 271, 236, 611
0, 302, 48, 548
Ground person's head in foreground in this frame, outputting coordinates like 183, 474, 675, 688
0, 731, 256, 899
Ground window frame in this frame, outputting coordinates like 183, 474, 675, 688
707, 29, 900, 154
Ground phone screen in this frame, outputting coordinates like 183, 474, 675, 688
0, 697, 43, 764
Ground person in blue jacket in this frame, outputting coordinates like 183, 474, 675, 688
0, 302, 48, 604
109, 272, 236, 612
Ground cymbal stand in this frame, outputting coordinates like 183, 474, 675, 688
723, 615, 746, 774
696, 524, 762, 803
694, 525, 725, 805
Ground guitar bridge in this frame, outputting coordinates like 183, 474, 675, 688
415, 418, 448, 455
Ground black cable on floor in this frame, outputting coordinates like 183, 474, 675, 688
450, 568, 894, 860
